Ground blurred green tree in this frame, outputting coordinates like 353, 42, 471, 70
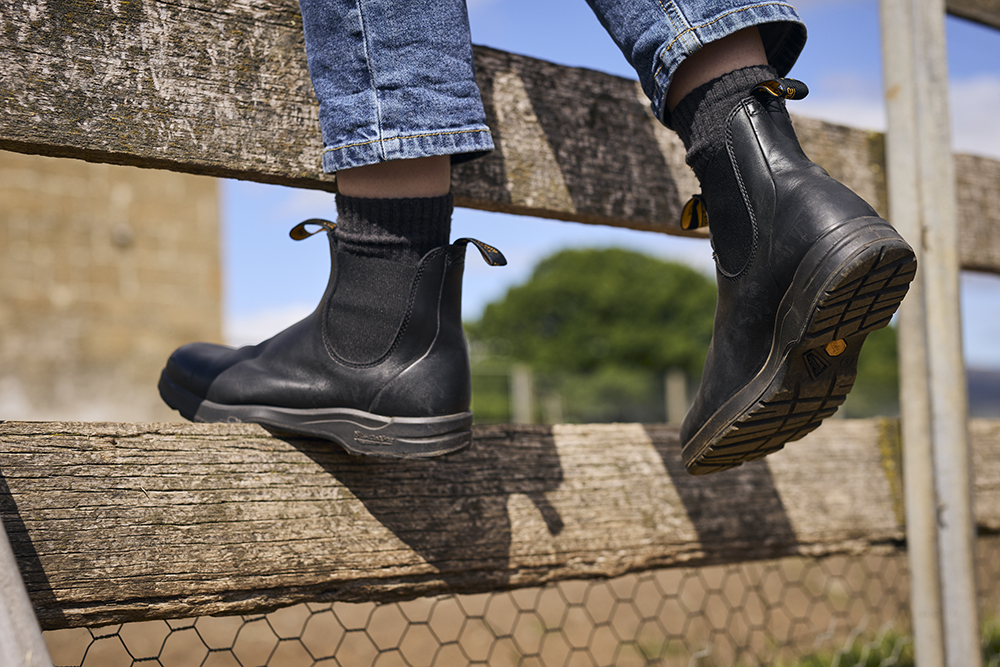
466, 248, 715, 422
841, 325, 900, 417
468, 248, 716, 377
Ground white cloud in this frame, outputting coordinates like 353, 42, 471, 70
793, 93, 887, 133
950, 75, 1000, 160
279, 188, 338, 221
453, 209, 715, 321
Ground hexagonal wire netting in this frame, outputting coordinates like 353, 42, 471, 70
42, 535, 1000, 667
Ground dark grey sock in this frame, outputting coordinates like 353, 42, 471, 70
671, 65, 778, 184
335, 193, 453, 265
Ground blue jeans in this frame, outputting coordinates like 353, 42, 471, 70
299, 0, 806, 173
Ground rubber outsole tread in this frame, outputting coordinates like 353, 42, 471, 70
806, 251, 914, 344
686, 241, 917, 475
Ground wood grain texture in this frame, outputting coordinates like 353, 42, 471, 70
2, 1, 999, 271
1, 418, 997, 630
972, 419, 1000, 532
955, 154, 1000, 274
0, 0, 334, 189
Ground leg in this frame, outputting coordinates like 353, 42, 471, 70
158, 0, 505, 458
664, 26, 767, 111
336, 156, 451, 198
299, 0, 493, 172
585, 0, 806, 124
588, 1, 916, 474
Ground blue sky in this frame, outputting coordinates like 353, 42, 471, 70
222, 0, 1000, 368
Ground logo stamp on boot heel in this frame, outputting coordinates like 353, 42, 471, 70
803, 350, 830, 380
353, 431, 395, 447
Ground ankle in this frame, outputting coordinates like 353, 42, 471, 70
671, 65, 778, 184
336, 156, 451, 198
666, 27, 769, 112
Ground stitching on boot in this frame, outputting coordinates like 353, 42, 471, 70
717, 98, 759, 281
321, 247, 445, 369
368, 252, 454, 412
379, 248, 445, 362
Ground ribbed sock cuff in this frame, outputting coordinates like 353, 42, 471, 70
335, 193, 454, 264
671, 65, 778, 184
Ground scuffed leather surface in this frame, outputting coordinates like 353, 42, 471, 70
163, 235, 472, 418
682, 94, 881, 443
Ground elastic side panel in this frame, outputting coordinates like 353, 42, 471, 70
325, 251, 418, 365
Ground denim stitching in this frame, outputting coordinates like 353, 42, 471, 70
652, 1, 798, 80
323, 128, 493, 154
354, 0, 386, 160
652, 0, 692, 81
661, 1, 685, 37
650, 0, 672, 19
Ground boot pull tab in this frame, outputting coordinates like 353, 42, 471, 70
754, 78, 809, 101
454, 238, 507, 266
680, 194, 709, 231
289, 218, 337, 241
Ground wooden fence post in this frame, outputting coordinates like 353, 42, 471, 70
664, 369, 688, 425
510, 364, 535, 424
881, 1, 982, 666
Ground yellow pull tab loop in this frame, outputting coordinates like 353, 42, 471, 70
680, 194, 708, 231
289, 218, 337, 241
754, 78, 809, 100
454, 238, 507, 266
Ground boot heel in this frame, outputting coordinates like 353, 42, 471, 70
803, 236, 917, 347
295, 410, 474, 459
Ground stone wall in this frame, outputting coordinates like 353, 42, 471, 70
0, 151, 220, 421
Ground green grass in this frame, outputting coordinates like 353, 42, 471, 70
772, 617, 1000, 667
773, 629, 914, 667
674, 616, 1000, 667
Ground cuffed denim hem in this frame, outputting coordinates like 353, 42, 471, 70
649, 2, 806, 122
321, 125, 495, 173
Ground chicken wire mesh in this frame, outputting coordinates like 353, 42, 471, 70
41, 535, 1000, 667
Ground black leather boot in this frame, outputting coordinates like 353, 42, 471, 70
159, 219, 505, 458
680, 78, 917, 475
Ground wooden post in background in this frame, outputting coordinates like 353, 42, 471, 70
881, 1, 981, 666
510, 364, 535, 424
665, 369, 688, 425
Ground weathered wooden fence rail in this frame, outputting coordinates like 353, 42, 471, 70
0, 419, 997, 631
1, 1, 999, 273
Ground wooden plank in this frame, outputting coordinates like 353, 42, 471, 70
972, 419, 1000, 532
2, 1, 999, 272
0, 0, 333, 190
956, 154, 1000, 274
1, 418, 997, 630
946, 0, 1000, 29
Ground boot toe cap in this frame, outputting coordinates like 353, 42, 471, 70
163, 342, 241, 399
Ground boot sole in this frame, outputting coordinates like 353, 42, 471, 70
682, 218, 917, 475
158, 372, 473, 459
